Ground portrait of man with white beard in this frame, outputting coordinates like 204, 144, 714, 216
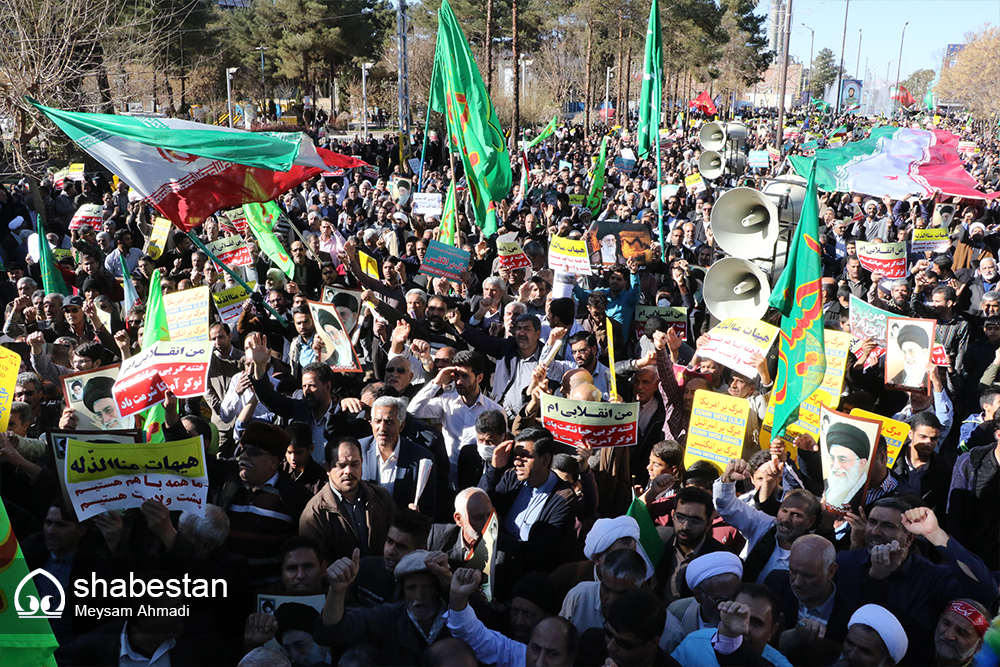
820, 415, 877, 512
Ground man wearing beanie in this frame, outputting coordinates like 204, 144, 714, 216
211, 421, 313, 588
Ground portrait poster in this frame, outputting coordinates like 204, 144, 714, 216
884, 316, 936, 392
819, 405, 882, 514
308, 301, 362, 373
62, 365, 134, 431
320, 288, 362, 333
584, 222, 654, 268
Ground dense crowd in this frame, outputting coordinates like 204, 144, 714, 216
1, 106, 999, 667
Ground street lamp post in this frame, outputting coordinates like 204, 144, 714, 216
835, 0, 851, 111
801, 23, 814, 94
894, 21, 909, 112
226, 67, 238, 128
605, 66, 617, 124
361, 62, 373, 137
253, 46, 269, 113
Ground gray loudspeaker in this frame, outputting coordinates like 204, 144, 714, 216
761, 175, 814, 224
710, 187, 780, 259
698, 151, 748, 182
698, 122, 748, 151
703, 257, 772, 321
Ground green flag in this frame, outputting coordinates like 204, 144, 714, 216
428, 0, 512, 237
243, 201, 295, 278
438, 180, 458, 246
37, 218, 71, 297
141, 269, 170, 443
636, 0, 662, 159
0, 498, 59, 666
586, 136, 609, 215
626, 495, 665, 567
525, 116, 558, 150
810, 97, 832, 113
767, 160, 826, 437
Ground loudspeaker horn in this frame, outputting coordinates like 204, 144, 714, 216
761, 175, 814, 224
698, 122, 749, 151
703, 258, 772, 321
710, 187, 780, 259
698, 151, 748, 182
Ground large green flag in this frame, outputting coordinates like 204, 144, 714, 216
243, 201, 295, 278
626, 495, 665, 568
525, 116, 558, 150
37, 218, 71, 297
636, 0, 662, 159
141, 269, 170, 443
438, 179, 458, 246
586, 136, 609, 215
767, 160, 826, 437
428, 0, 511, 237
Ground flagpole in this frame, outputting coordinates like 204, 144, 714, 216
185, 231, 288, 327
655, 64, 664, 261
417, 58, 438, 193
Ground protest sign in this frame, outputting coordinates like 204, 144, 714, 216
819, 406, 882, 514
613, 155, 636, 175
856, 241, 906, 279
958, 141, 979, 154
851, 408, 910, 468
62, 365, 133, 432
320, 288, 362, 332
931, 343, 949, 367
497, 240, 532, 270
698, 318, 778, 379
548, 236, 593, 275
934, 203, 956, 228
685, 173, 706, 194
540, 394, 638, 448
67, 163, 85, 181
163, 286, 210, 342
0, 345, 20, 431
321, 168, 345, 178
635, 305, 686, 339
357, 250, 381, 279
585, 222, 654, 267
818, 330, 853, 399
145, 216, 172, 259
212, 282, 256, 328
801, 140, 819, 151
407, 158, 422, 175
412, 193, 443, 217
64, 436, 208, 520
113, 341, 212, 417
568, 194, 587, 207
849, 295, 893, 345
418, 239, 471, 283
660, 183, 680, 199
559, 160, 573, 172
747, 150, 770, 168
205, 235, 252, 268
911, 227, 951, 253
69, 204, 103, 231
308, 301, 363, 373
685, 390, 750, 470
359, 164, 379, 180
885, 316, 935, 391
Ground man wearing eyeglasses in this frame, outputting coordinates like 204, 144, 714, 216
660, 487, 728, 606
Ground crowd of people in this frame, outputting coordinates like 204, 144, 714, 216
1, 105, 999, 667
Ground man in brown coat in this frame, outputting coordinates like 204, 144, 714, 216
299, 436, 396, 563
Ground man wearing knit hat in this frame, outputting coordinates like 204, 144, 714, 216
822, 421, 873, 509
889, 323, 931, 387
934, 599, 989, 667
840, 604, 908, 666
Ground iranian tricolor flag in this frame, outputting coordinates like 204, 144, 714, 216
789, 127, 999, 200
890, 86, 917, 108
31, 98, 366, 231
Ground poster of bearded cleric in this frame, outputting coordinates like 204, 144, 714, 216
61, 365, 134, 431
818, 406, 882, 514
884, 317, 936, 392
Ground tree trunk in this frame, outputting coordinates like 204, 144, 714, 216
624, 36, 633, 125
511, 0, 520, 151
616, 9, 623, 121
585, 24, 593, 137
485, 0, 494, 95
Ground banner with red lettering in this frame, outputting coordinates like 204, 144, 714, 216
541, 394, 638, 448
855, 241, 906, 279
112, 341, 212, 417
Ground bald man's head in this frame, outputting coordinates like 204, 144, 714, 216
788, 535, 837, 609
561, 368, 594, 396
526, 616, 579, 667
569, 383, 602, 402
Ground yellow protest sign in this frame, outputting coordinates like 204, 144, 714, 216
213, 281, 256, 327
850, 409, 911, 468
817, 330, 852, 400
548, 236, 592, 275
911, 227, 950, 253
698, 318, 779, 380
163, 286, 211, 342
0, 346, 20, 431
146, 216, 172, 259
686, 390, 750, 471
65, 436, 208, 520
685, 173, 706, 194
358, 251, 381, 279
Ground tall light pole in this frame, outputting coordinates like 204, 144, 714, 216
605, 66, 616, 124
855, 29, 862, 83
894, 21, 909, 112
253, 46, 269, 100
835, 0, 850, 111
775, 0, 793, 148
801, 23, 814, 95
226, 67, 238, 128
361, 62, 373, 137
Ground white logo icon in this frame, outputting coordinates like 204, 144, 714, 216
15, 569, 66, 619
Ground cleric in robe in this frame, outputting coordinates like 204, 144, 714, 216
888, 324, 931, 388
821, 421, 873, 510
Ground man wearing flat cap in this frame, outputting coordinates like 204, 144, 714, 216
889, 324, 931, 388
822, 421, 872, 509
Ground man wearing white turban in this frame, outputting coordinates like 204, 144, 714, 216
840, 604, 908, 666
659, 552, 744, 653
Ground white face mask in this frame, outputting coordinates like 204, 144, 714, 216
657, 299, 670, 307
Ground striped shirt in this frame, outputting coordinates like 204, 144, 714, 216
226, 472, 297, 588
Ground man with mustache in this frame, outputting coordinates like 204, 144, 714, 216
933, 599, 988, 667
659, 486, 727, 605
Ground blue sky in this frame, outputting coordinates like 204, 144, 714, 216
756, 0, 999, 84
